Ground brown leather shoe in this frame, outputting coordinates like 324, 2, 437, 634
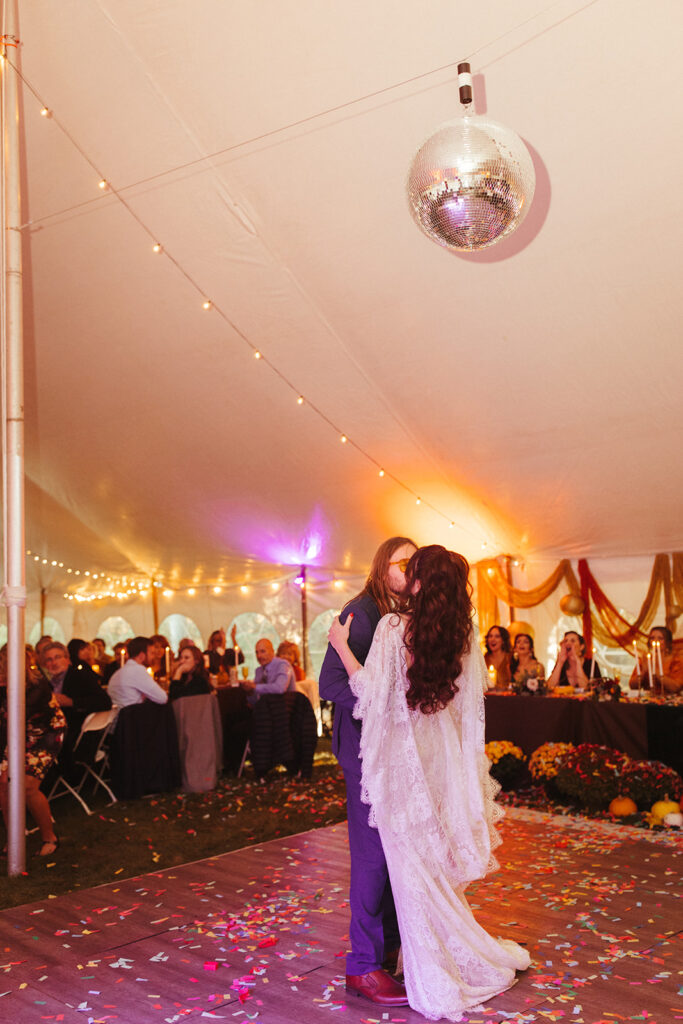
346, 968, 409, 1006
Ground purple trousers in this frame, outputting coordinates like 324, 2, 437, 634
344, 766, 400, 975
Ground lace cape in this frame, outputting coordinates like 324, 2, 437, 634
350, 614, 503, 887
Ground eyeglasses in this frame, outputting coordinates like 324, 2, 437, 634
389, 558, 411, 572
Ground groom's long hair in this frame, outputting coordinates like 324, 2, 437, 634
347, 536, 416, 618
403, 545, 473, 714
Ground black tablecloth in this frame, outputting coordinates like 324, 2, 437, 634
484, 694, 681, 773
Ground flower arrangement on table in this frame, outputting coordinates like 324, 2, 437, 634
553, 743, 631, 810
485, 740, 528, 790
510, 670, 547, 696
621, 758, 683, 809
589, 676, 623, 702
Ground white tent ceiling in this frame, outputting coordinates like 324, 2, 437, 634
7, 0, 683, 596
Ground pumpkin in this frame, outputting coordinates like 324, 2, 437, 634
609, 796, 637, 817
650, 797, 681, 822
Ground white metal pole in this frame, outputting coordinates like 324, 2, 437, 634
1, 2, 27, 876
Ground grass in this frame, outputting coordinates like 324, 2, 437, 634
0, 748, 348, 911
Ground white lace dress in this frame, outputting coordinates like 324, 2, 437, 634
349, 615, 530, 1021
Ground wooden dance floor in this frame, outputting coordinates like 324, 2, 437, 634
0, 807, 680, 1023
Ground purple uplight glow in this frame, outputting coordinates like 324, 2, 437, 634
237, 504, 330, 570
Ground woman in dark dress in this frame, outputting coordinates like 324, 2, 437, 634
169, 645, 213, 701
0, 646, 66, 857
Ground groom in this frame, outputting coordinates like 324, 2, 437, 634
319, 536, 416, 1006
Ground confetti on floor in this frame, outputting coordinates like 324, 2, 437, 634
0, 808, 680, 1023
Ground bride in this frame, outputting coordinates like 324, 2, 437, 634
328, 544, 530, 1021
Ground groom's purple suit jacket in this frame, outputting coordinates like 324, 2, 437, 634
318, 592, 381, 774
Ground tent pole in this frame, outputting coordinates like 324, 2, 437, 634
300, 565, 310, 676
1, 4, 27, 876
40, 586, 46, 635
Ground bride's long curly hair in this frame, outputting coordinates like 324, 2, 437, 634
403, 545, 474, 714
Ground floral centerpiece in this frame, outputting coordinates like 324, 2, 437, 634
621, 759, 683, 809
511, 670, 547, 696
485, 740, 528, 790
554, 743, 631, 810
590, 677, 623, 702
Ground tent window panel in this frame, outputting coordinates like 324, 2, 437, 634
97, 616, 135, 653
159, 614, 203, 653
29, 617, 66, 647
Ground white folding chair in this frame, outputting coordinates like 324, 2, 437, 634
48, 707, 119, 814
237, 739, 250, 778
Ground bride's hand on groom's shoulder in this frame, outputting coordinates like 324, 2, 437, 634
328, 613, 353, 653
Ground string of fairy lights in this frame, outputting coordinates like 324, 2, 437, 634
6, 48, 509, 557
26, 547, 354, 603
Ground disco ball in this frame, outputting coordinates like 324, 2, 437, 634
406, 114, 535, 251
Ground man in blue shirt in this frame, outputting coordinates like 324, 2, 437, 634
240, 638, 296, 705
319, 536, 416, 1007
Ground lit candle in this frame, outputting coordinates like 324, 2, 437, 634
165, 646, 171, 677
487, 664, 497, 688
119, 648, 125, 667
646, 652, 653, 689
589, 647, 596, 681
633, 640, 641, 677
655, 640, 664, 676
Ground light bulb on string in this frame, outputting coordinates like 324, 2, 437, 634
152, 243, 162, 253
340, 434, 348, 444
297, 396, 304, 405
202, 300, 212, 310
378, 468, 385, 477
98, 179, 108, 191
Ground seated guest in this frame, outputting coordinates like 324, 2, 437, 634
547, 631, 601, 690
0, 646, 66, 857
43, 641, 111, 755
629, 626, 683, 695
204, 625, 245, 674
277, 640, 305, 681
240, 638, 296, 706
67, 638, 96, 671
108, 637, 168, 707
169, 645, 213, 702
34, 635, 55, 681
510, 633, 544, 683
91, 637, 112, 675
484, 625, 512, 689
147, 634, 171, 680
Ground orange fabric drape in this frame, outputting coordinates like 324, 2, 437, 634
474, 552, 681, 649
579, 555, 671, 650
474, 558, 580, 638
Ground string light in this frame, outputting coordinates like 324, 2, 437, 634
40, 106, 51, 118
163, 588, 173, 597
416, 497, 421, 505
202, 299, 212, 310
253, 350, 262, 359
340, 434, 348, 444
378, 468, 385, 477
297, 396, 304, 405
152, 243, 162, 253
213, 586, 222, 594
98, 179, 108, 190
187, 587, 196, 596
240, 585, 249, 594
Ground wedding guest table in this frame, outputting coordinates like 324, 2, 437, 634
484, 693, 683, 774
